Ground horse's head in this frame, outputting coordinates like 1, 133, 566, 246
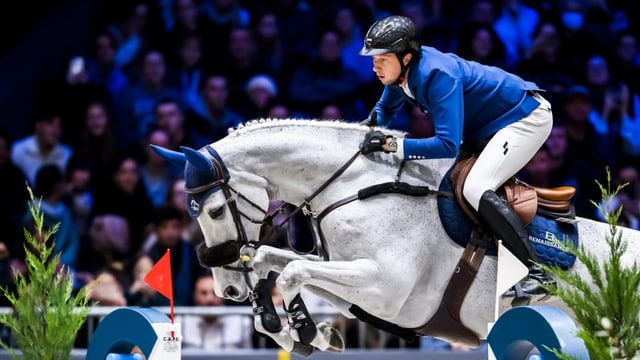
151, 144, 269, 302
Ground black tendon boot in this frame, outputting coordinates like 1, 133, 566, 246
477, 190, 555, 303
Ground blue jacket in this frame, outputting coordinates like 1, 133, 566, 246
373, 46, 542, 160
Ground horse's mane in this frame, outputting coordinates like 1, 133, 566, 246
226, 118, 406, 138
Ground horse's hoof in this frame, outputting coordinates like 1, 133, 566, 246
318, 322, 345, 353
291, 342, 315, 357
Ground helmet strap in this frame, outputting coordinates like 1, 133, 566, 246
393, 53, 410, 86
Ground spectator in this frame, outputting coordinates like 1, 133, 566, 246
85, 31, 129, 101
267, 103, 291, 119
140, 128, 182, 209
456, 23, 507, 68
0, 130, 29, 295
154, 98, 199, 150
115, 50, 182, 152
555, 0, 606, 80
543, 122, 599, 218
251, 10, 290, 82
55, 55, 112, 148
11, 107, 73, 186
493, 0, 539, 70
585, 55, 640, 167
138, 205, 201, 306
165, 32, 205, 112
286, 29, 362, 120
106, 0, 153, 75
242, 74, 279, 120
166, 177, 203, 246
320, 104, 343, 120
222, 27, 267, 110
126, 254, 157, 306
515, 20, 573, 102
610, 29, 640, 96
72, 100, 118, 192
63, 158, 94, 240
90, 152, 154, 267
466, 0, 497, 26
162, 0, 213, 65
181, 272, 253, 349
190, 73, 244, 145
333, 5, 376, 86
261, 0, 316, 61
198, 0, 251, 58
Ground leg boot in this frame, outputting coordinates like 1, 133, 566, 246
477, 190, 555, 299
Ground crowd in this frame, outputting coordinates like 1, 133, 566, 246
0, 0, 639, 351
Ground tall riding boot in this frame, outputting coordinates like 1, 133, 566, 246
477, 190, 555, 300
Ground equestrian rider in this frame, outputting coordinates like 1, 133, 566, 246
358, 15, 554, 297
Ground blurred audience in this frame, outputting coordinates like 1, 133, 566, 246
181, 272, 253, 349
4, 0, 640, 351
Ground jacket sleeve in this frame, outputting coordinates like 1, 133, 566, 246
404, 70, 463, 159
372, 86, 405, 127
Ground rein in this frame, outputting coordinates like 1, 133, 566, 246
195, 148, 363, 280
196, 143, 451, 276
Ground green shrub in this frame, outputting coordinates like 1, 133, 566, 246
0, 187, 91, 360
541, 170, 640, 360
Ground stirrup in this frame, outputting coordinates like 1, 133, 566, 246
503, 267, 556, 306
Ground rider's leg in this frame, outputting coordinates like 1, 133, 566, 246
463, 93, 553, 293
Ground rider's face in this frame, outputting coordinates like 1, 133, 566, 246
372, 53, 410, 85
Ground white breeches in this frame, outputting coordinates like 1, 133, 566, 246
463, 93, 553, 210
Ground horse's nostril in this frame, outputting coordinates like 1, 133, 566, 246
224, 286, 239, 298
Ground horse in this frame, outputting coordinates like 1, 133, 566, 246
152, 119, 640, 356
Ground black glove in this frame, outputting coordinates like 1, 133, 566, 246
359, 111, 378, 127
360, 130, 389, 154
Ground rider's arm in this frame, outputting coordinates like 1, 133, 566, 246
399, 72, 463, 160
371, 86, 405, 127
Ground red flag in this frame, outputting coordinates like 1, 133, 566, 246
144, 249, 174, 323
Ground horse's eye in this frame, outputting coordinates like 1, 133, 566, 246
208, 206, 224, 219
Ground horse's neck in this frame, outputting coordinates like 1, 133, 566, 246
216, 121, 451, 204
216, 122, 359, 202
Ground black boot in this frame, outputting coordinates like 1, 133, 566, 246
477, 190, 555, 301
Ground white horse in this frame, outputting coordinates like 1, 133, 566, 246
152, 119, 640, 356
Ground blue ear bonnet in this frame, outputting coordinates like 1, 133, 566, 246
185, 146, 230, 217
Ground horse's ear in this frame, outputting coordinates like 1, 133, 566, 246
180, 146, 212, 172
150, 144, 186, 167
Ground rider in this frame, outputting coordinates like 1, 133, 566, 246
358, 15, 554, 298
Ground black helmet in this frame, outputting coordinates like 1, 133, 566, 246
360, 16, 420, 56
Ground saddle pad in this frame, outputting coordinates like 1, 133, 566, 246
437, 168, 579, 269
527, 214, 579, 270
437, 169, 477, 244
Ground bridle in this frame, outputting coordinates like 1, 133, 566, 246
192, 147, 363, 287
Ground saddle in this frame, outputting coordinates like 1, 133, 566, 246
413, 156, 577, 347
449, 156, 575, 225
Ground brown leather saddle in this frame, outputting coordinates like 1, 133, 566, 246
413, 156, 576, 347
450, 156, 575, 226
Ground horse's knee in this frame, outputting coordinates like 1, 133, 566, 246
277, 260, 310, 293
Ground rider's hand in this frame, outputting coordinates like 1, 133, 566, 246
360, 130, 389, 154
359, 118, 372, 126
360, 111, 378, 127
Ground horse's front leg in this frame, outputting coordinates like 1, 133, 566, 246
248, 246, 323, 356
277, 258, 385, 353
